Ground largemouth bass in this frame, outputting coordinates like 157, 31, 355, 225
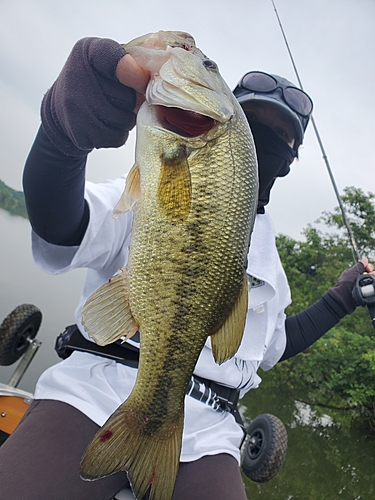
80, 31, 258, 500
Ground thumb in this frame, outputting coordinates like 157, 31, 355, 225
116, 53, 150, 94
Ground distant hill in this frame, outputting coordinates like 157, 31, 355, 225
0, 180, 28, 219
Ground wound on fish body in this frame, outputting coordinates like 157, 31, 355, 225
99, 430, 114, 442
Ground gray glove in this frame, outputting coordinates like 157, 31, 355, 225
327, 261, 365, 315
41, 37, 137, 157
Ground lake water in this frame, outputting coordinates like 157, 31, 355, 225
1, 208, 374, 499
241, 377, 375, 499
0, 209, 85, 391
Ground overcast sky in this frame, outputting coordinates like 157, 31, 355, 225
1, 0, 374, 239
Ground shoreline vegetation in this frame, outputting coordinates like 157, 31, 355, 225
0, 180, 28, 219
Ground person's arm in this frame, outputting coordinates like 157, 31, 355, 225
22, 37, 149, 246
23, 125, 89, 246
280, 293, 346, 361
280, 258, 375, 361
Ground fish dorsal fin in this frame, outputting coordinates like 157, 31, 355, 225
210, 273, 248, 365
113, 164, 141, 219
81, 267, 138, 346
157, 144, 191, 223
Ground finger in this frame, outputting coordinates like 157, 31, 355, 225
360, 256, 369, 267
133, 92, 146, 114
360, 256, 375, 274
116, 54, 150, 94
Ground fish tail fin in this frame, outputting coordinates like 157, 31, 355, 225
80, 399, 183, 500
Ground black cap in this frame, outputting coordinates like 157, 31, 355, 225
233, 73, 312, 150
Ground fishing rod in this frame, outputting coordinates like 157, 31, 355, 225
270, 0, 375, 327
270, 0, 361, 263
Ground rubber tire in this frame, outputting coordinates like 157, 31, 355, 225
0, 304, 42, 366
241, 413, 288, 483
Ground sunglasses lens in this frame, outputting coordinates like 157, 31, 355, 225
241, 72, 277, 92
240, 72, 313, 117
284, 87, 313, 116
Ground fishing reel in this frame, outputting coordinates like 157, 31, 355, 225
352, 274, 375, 329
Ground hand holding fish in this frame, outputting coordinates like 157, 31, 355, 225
115, 53, 150, 111
41, 37, 147, 156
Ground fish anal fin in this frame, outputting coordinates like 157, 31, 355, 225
210, 274, 248, 365
81, 267, 138, 346
80, 398, 183, 500
113, 164, 141, 219
157, 144, 191, 223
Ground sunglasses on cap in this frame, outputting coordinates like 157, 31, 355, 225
239, 71, 313, 118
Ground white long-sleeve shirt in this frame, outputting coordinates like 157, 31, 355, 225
32, 176, 291, 463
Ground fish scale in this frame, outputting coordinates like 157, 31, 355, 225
80, 30, 258, 500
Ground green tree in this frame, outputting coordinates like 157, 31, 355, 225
271, 187, 375, 423
0, 180, 28, 219
274, 328, 375, 420
320, 186, 375, 261
276, 187, 375, 336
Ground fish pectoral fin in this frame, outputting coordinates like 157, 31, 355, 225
113, 164, 141, 218
157, 144, 192, 223
81, 267, 138, 346
80, 398, 183, 500
210, 273, 248, 365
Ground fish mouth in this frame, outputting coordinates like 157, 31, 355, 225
156, 105, 216, 137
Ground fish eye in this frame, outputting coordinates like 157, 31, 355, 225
203, 59, 218, 70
